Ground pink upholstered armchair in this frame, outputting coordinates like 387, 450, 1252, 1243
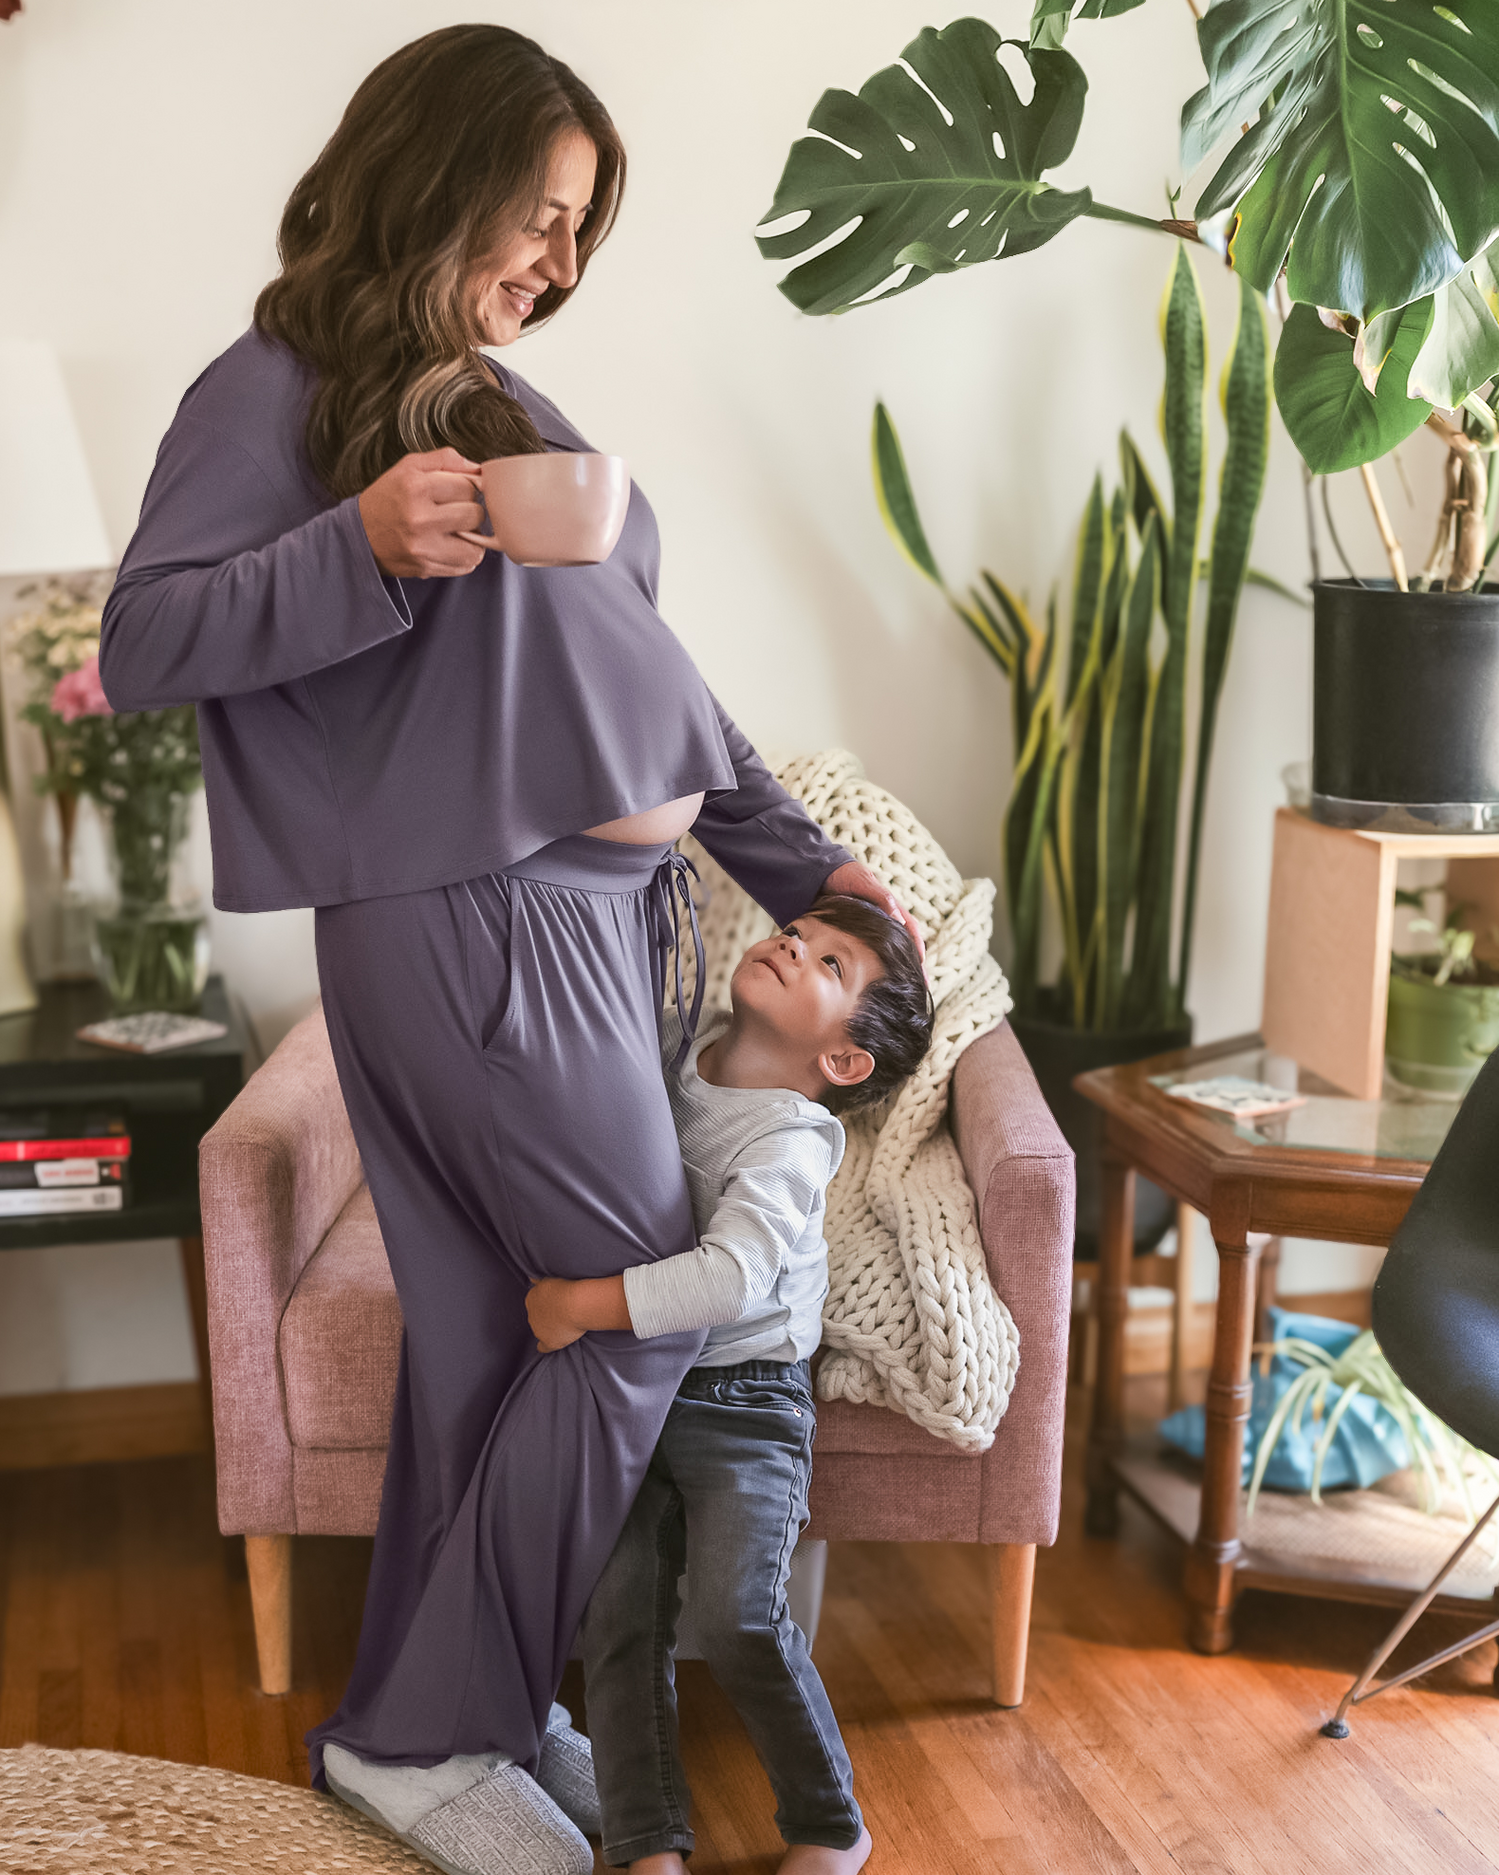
200, 1007, 1073, 1705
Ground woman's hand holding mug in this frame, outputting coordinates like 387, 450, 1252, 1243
358, 447, 488, 578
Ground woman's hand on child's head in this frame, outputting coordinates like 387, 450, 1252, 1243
822, 861, 925, 962
526, 1278, 587, 1353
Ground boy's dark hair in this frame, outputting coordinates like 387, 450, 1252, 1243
802, 894, 934, 1114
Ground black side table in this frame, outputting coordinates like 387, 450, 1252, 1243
0, 975, 250, 1423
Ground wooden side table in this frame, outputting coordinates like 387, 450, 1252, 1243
0, 975, 249, 1433
1079, 1035, 1459, 1654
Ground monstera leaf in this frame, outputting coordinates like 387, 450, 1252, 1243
1407, 238, 1499, 408
757, 18, 1093, 316
1274, 301, 1436, 475
1183, 0, 1499, 322
1028, 0, 1146, 50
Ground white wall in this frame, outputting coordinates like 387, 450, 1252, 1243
0, 0, 1435, 1387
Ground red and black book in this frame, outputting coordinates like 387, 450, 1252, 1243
0, 1109, 131, 1164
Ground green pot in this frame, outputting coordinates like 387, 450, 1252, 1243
1386, 960, 1499, 1095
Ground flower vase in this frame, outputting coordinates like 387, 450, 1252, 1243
91, 792, 210, 1012
0, 788, 38, 1017
49, 790, 98, 982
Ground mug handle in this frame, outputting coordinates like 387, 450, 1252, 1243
459, 478, 499, 550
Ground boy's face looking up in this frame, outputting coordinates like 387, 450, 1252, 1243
728, 914, 884, 1100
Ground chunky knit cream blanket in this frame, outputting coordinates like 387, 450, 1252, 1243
678, 749, 1019, 1451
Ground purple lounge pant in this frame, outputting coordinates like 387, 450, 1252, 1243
305, 834, 706, 1784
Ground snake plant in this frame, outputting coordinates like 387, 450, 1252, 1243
1247, 1328, 1499, 1521
874, 245, 1271, 1031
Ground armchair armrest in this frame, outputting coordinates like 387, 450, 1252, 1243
951, 1019, 1075, 1547
199, 1004, 364, 1534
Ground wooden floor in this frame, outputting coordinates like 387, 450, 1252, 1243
4, 1382, 1499, 1874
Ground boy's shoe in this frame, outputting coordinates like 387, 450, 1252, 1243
536, 1702, 601, 1837
325, 1746, 592, 1875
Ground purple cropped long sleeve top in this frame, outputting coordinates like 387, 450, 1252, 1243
100, 330, 851, 921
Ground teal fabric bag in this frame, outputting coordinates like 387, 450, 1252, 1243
1159, 1307, 1410, 1492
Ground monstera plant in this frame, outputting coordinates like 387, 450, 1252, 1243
1183, 0, 1499, 596
756, 9, 1499, 476
758, 6, 1499, 834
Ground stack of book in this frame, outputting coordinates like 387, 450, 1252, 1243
0, 1109, 131, 1217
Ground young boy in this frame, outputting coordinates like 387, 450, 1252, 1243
525, 894, 933, 1875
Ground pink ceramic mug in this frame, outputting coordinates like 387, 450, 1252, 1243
462, 452, 630, 567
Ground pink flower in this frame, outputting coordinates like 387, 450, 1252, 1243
51, 656, 114, 723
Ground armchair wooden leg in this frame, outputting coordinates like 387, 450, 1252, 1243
178, 1234, 213, 1440
245, 1534, 293, 1695
990, 1542, 1036, 1708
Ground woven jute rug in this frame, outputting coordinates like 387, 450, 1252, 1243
1242, 1468, 1499, 1599
0, 1744, 430, 1874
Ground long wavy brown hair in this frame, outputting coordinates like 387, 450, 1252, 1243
255, 25, 624, 499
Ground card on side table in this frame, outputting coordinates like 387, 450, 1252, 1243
76, 1012, 230, 1054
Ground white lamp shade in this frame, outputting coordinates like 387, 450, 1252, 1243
0, 342, 113, 575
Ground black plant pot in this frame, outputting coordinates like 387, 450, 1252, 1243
1009, 1007, 1194, 1260
1313, 579, 1499, 833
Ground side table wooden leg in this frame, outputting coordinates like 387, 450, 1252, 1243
1085, 1150, 1135, 1538
1254, 1235, 1283, 1345
179, 1234, 213, 1446
1169, 1202, 1195, 1414
1185, 1207, 1259, 1654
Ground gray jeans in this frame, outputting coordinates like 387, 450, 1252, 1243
579, 1359, 863, 1865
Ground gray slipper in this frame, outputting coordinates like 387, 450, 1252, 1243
326, 1752, 592, 1875
536, 1702, 601, 1838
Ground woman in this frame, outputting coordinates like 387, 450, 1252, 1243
101, 25, 914, 1874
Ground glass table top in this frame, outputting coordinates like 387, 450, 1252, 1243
1148, 1045, 1462, 1164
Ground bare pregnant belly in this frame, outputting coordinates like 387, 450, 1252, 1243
584, 791, 705, 845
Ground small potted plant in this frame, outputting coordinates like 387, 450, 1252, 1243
1386, 887, 1499, 1096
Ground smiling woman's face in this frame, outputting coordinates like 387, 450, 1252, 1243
469, 129, 599, 347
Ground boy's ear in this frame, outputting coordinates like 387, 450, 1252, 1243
819, 1044, 875, 1092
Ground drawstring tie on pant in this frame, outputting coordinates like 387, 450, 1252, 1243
655, 850, 705, 1072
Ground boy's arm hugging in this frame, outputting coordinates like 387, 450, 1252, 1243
524, 1115, 841, 1354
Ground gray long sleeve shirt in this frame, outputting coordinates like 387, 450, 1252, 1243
100, 330, 851, 919
624, 1014, 845, 1366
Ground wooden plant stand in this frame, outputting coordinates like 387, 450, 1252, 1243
1262, 807, 1499, 1097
